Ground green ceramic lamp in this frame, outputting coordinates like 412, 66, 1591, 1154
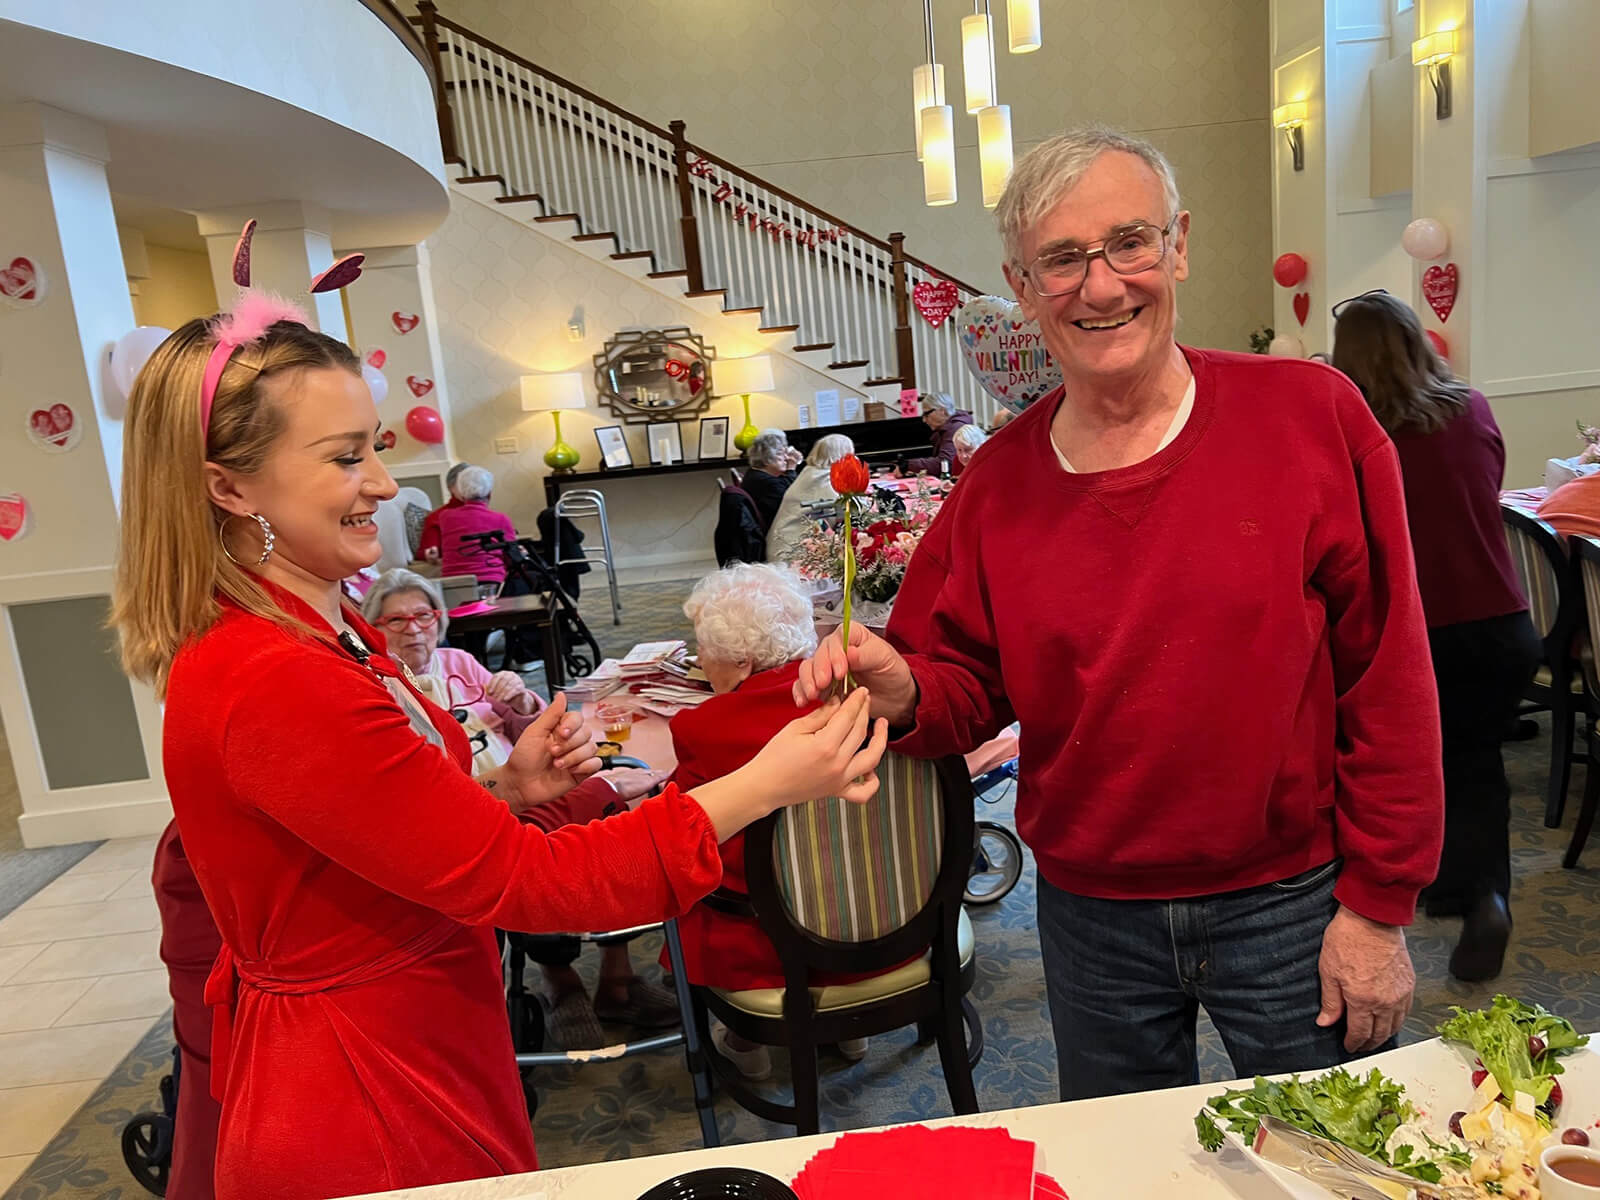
717, 355, 775, 452
520, 372, 586, 471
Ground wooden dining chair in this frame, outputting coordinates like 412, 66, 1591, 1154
1501, 505, 1586, 826
686, 752, 983, 1137
1557, 536, 1600, 867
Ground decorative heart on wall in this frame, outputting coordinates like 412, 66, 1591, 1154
912, 279, 960, 329
406, 375, 434, 398
1292, 292, 1310, 326
391, 311, 420, 335
956, 295, 1062, 415
26, 403, 80, 452
0, 255, 45, 307
1421, 263, 1458, 323
0, 494, 30, 542
366, 348, 387, 369
377, 430, 397, 450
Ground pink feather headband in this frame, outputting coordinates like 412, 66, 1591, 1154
199, 219, 366, 436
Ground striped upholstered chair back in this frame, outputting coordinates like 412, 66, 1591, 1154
1573, 537, 1600, 697
772, 753, 947, 942
1502, 504, 1566, 639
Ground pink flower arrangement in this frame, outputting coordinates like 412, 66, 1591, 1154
793, 477, 951, 606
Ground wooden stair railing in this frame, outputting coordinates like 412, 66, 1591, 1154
412, 2, 990, 417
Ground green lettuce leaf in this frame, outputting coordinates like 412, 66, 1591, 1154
1436, 994, 1589, 1105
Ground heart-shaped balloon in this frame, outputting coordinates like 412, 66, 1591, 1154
956, 295, 1061, 415
1292, 292, 1310, 326
0, 255, 45, 307
1422, 263, 1458, 323
912, 279, 960, 329
392, 311, 420, 335
0, 493, 29, 542
366, 348, 387, 369
407, 375, 434, 398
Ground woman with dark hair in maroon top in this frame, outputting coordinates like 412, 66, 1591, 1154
1332, 291, 1538, 982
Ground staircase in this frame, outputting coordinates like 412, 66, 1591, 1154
411, 2, 991, 420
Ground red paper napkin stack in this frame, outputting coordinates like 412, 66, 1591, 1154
788, 1124, 1067, 1199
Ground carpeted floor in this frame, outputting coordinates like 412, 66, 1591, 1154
8, 577, 1600, 1197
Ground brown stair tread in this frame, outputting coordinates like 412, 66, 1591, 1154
495, 193, 542, 204
684, 289, 728, 298
455, 174, 505, 185
861, 376, 905, 387
758, 324, 801, 334
827, 359, 871, 369
534, 213, 580, 223
648, 269, 688, 279
572, 232, 618, 243
792, 342, 834, 352
611, 251, 654, 261
723, 306, 763, 315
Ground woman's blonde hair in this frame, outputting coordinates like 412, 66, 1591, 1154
110, 316, 360, 695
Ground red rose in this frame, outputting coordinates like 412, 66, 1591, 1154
830, 454, 871, 495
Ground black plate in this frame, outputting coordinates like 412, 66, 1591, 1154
634, 1166, 799, 1200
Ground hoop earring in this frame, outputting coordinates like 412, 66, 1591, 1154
219, 513, 275, 567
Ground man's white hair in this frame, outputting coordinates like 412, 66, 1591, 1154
684, 563, 818, 671
995, 127, 1181, 266
453, 465, 495, 502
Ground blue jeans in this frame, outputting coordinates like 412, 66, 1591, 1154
1037, 860, 1391, 1100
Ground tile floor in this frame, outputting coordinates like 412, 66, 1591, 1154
0, 834, 170, 1192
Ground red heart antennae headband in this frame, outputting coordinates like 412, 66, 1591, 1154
198, 219, 366, 435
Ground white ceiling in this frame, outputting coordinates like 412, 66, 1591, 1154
0, 19, 448, 249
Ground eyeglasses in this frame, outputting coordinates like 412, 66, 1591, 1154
1331, 288, 1390, 319
1020, 215, 1181, 297
376, 609, 441, 633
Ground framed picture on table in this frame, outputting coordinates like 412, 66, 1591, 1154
698, 415, 730, 461
594, 424, 632, 469
646, 421, 684, 465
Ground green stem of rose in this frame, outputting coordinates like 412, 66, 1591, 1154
840, 499, 855, 693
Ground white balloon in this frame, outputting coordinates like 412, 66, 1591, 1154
1401, 217, 1449, 261
361, 362, 389, 406
1268, 333, 1306, 357
110, 326, 172, 399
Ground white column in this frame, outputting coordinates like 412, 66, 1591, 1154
195, 201, 350, 339
0, 102, 170, 845
341, 244, 454, 486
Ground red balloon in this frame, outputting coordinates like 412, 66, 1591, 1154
405, 405, 445, 444
1272, 253, 1308, 288
1425, 329, 1449, 360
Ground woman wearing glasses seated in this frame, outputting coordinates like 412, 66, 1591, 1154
362, 567, 681, 1046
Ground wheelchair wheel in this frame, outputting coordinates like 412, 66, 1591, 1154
121, 1112, 172, 1196
965, 821, 1023, 906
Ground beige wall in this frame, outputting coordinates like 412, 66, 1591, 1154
130, 243, 216, 330
423, 0, 1274, 354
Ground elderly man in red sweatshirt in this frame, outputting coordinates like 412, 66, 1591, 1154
796, 128, 1443, 1101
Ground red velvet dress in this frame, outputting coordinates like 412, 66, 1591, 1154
162, 587, 721, 1199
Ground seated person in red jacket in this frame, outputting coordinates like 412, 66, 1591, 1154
671, 563, 876, 1080
417, 461, 469, 558
418, 465, 517, 587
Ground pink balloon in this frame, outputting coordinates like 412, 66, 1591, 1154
405, 405, 445, 444
1401, 218, 1450, 261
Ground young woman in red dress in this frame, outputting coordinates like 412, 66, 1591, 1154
110, 307, 887, 1200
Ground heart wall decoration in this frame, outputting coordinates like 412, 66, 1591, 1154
1421, 263, 1458, 323
366, 348, 387, 369
26, 404, 81, 453
406, 376, 434, 398
956, 295, 1062, 415
391, 311, 420, 335
912, 279, 960, 329
1292, 293, 1310, 326
0, 493, 31, 542
0, 255, 47, 308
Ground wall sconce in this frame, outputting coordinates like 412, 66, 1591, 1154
1412, 29, 1457, 120
1272, 101, 1308, 172
566, 306, 585, 342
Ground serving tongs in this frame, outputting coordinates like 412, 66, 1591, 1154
1251, 1114, 1478, 1200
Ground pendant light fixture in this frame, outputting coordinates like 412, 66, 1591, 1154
921, 103, 958, 205
961, 0, 996, 113
912, 0, 946, 161
1006, 0, 1042, 53
975, 0, 1013, 208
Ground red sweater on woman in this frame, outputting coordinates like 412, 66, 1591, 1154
886, 348, 1443, 927
1388, 389, 1526, 628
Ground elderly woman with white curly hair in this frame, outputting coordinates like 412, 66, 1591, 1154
666, 562, 887, 1079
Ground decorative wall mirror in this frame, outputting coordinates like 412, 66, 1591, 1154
593, 327, 715, 424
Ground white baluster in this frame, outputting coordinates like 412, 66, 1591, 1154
447, 30, 485, 177
482, 50, 513, 186
522, 68, 555, 212
616, 120, 644, 254
504, 61, 535, 197
780, 199, 801, 330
